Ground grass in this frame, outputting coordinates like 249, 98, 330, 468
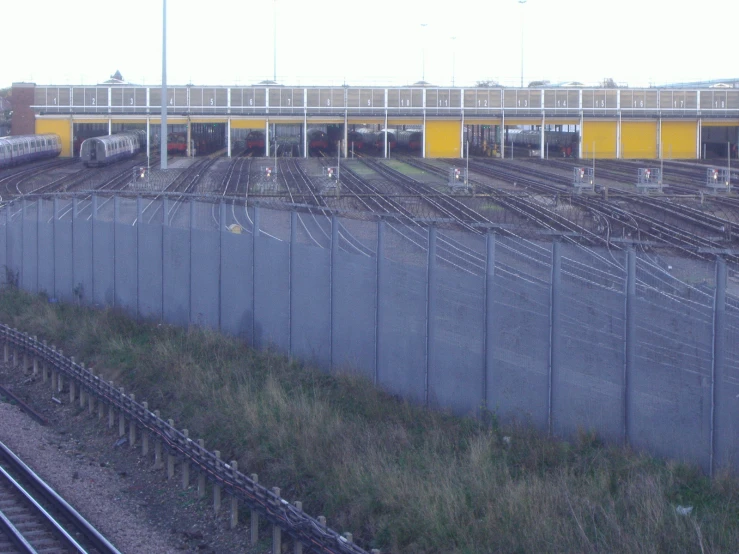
1, 287, 739, 553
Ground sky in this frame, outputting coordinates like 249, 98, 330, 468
2, 0, 738, 90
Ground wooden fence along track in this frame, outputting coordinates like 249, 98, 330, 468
0, 325, 376, 554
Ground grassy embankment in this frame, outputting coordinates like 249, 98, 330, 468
0, 287, 738, 553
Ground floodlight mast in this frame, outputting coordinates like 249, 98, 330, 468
160, 0, 167, 170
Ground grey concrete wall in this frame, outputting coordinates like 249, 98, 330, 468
138, 220, 163, 321
553, 280, 625, 443
291, 243, 330, 367
333, 251, 377, 379
72, 202, 93, 304
162, 226, 191, 327
53, 214, 73, 302
21, 202, 38, 293
488, 274, 551, 429
191, 229, 220, 329
220, 231, 253, 341
114, 222, 138, 314
93, 210, 115, 306
378, 259, 427, 405
254, 235, 290, 351
2, 198, 738, 475
429, 267, 484, 416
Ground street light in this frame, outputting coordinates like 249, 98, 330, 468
451, 36, 457, 87
518, 0, 526, 88
273, 0, 277, 82
421, 23, 428, 82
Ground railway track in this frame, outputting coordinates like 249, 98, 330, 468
0, 440, 120, 554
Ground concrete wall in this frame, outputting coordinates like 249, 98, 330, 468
1, 196, 738, 475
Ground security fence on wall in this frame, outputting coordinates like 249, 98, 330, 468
1, 193, 738, 475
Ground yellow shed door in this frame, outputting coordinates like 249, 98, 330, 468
621, 121, 657, 159
425, 120, 462, 158
581, 121, 617, 159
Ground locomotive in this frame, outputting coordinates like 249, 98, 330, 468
245, 130, 266, 151
307, 129, 329, 153
79, 131, 146, 167
0, 134, 62, 169
396, 130, 423, 152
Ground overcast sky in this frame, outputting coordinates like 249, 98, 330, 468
3, 0, 737, 90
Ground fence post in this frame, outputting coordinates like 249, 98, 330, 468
213, 451, 221, 512
128, 394, 136, 447
250, 473, 259, 544
87, 369, 95, 415
79, 363, 86, 408
32, 336, 38, 376
154, 410, 162, 468
167, 419, 176, 479
118, 388, 126, 437
141, 402, 149, 455
197, 439, 206, 497
68, 356, 76, 403
483, 232, 496, 412
108, 381, 116, 428
230, 461, 239, 528
548, 241, 561, 436
624, 249, 636, 446
272, 487, 281, 554
182, 429, 190, 489
711, 256, 727, 477
425, 226, 437, 407
293, 501, 303, 554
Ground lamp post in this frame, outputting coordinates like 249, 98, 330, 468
451, 36, 457, 87
273, 0, 277, 82
421, 23, 428, 82
518, 0, 526, 88
160, 0, 167, 170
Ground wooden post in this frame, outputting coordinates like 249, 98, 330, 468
32, 336, 38, 376
293, 501, 303, 554
128, 394, 136, 447
343, 533, 353, 543
272, 487, 281, 554
87, 370, 95, 415
250, 473, 259, 544
108, 381, 116, 428
68, 356, 76, 403
118, 387, 126, 437
141, 402, 149, 456
56, 349, 63, 394
167, 419, 175, 479
197, 439, 206, 498
230, 461, 239, 529
41, 340, 47, 382
154, 410, 163, 468
213, 451, 221, 512
182, 430, 190, 489
79, 363, 86, 408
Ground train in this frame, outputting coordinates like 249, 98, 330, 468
79, 130, 146, 167
307, 129, 329, 153
396, 130, 423, 152
245, 130, 266, 150
506, 129, 579, 156
167, 132, 188, 155
348, 128, 399, 152
0, 134, 62, 169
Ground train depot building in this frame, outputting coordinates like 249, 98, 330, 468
10, 81, 739, 160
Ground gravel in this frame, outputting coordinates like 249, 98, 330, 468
0, 361, 267, 554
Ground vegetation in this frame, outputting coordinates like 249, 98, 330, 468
1, 287, 738, 553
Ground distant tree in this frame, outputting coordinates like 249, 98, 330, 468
601, 78, 618, 88
527, 80, 550, 88
474, 80, 500, 88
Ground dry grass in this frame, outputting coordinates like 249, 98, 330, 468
1, 288, 738, 553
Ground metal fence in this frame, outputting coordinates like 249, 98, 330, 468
2, 194, 738, 475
